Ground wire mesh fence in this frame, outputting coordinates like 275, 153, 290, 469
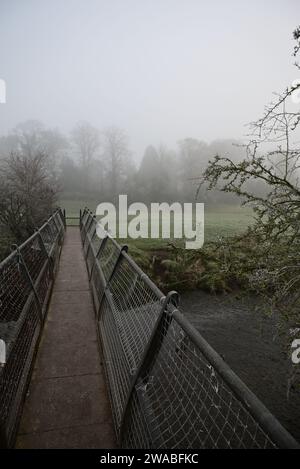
80, 207, 299, 449
0, 209, 65, 448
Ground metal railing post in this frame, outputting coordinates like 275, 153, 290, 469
14, 245, 44, 323
81, 207, 87, 227
63, 209, 66, 229
55, 212, 65, 243
85, 217, 97, 259
37, 230, 54, 279
81, 211, 92, 245
85, 212, 95, 238
119, 291, 179, 446
96, 244, 128, 319
81, 208, 91, 240
107, 244, 128, 285
57, 210, 65, 233
52, 212, 61, 236
88, 235, 108, 281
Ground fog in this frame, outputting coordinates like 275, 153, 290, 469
0, 0, 298, 159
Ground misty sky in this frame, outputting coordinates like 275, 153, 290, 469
0, 0, 299, 159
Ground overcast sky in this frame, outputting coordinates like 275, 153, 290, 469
0, 0, 299, 159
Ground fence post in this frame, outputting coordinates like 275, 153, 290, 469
56, 210, 65, 233
80, 209, 87, 244
63, 209, 66, 229
37, 231, 54, 279
52, 212, 61, 236
85, 217, 97, 259
107, 244, 128, 284
119, 290, 179, 446
81, 211, 91, 245
88, 235, 108, 281
55, 211, 65, 244
81, 208, 88, 234
81, 208, 91, 243
96, 244, 128, 320
14, 244, 44, 323
56, 208, 64, 228
85, 212, 95, 241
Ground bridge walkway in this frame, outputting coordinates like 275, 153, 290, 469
15, 227, 116, 449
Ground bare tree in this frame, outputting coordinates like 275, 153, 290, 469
199, 27, 300, 325
13, 120, 44, 158
0, 120, 68, 175
72, 121, 100, 166
71, 121, 101, 191
102, 126, 130, 200
0, 151, 58, 241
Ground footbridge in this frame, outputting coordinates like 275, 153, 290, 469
0, 208, 299, 449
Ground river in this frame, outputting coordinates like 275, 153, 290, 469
180, 290, 300, 443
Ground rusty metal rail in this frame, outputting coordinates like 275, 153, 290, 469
80, 207, 299, 449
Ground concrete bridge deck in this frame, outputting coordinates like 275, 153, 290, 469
16, 227, 116, 449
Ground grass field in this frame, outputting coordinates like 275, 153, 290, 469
60, 198, 254, 249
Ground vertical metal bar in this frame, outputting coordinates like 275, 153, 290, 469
52, 212, 60, 236
79, 208, 85, 236
37, 231, 54, 278
54, 212, 64, 244
85, 217, 96, 257
14, 245, 44, 323
119, 291, 179, 446
82, 212, 92, 245
82, 208, 91, 236
86, 212, 95, 236
107, 244, 128, 284
80, 209, 86, 243
96, 244, 128, 319
85, 222, 97, 268
81, 208, 89, 235
57, 208, 64, 228
89, 235, 108, 281
57, 210, 65, 232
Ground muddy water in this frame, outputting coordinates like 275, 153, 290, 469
180, 290, 300, 443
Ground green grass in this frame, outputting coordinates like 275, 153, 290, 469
60, 197, 254, 248
204, 205, 253, 242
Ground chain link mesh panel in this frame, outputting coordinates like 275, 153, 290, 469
122, 307, 277, 449
108, 257, 162, 374
98, 238, 120, 282
19, 235, 47, 285
0, 254, 31, 323
0, 297, 40, 448
99, 296, 132, 433
39, 219, 59, 254
80, 208, 299, 450
0, 209, 65, 448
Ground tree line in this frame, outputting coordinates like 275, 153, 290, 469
0, 119, 253, 208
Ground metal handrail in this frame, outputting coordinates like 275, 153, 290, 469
80, 207, 300, 449
0, 208, 66, 448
